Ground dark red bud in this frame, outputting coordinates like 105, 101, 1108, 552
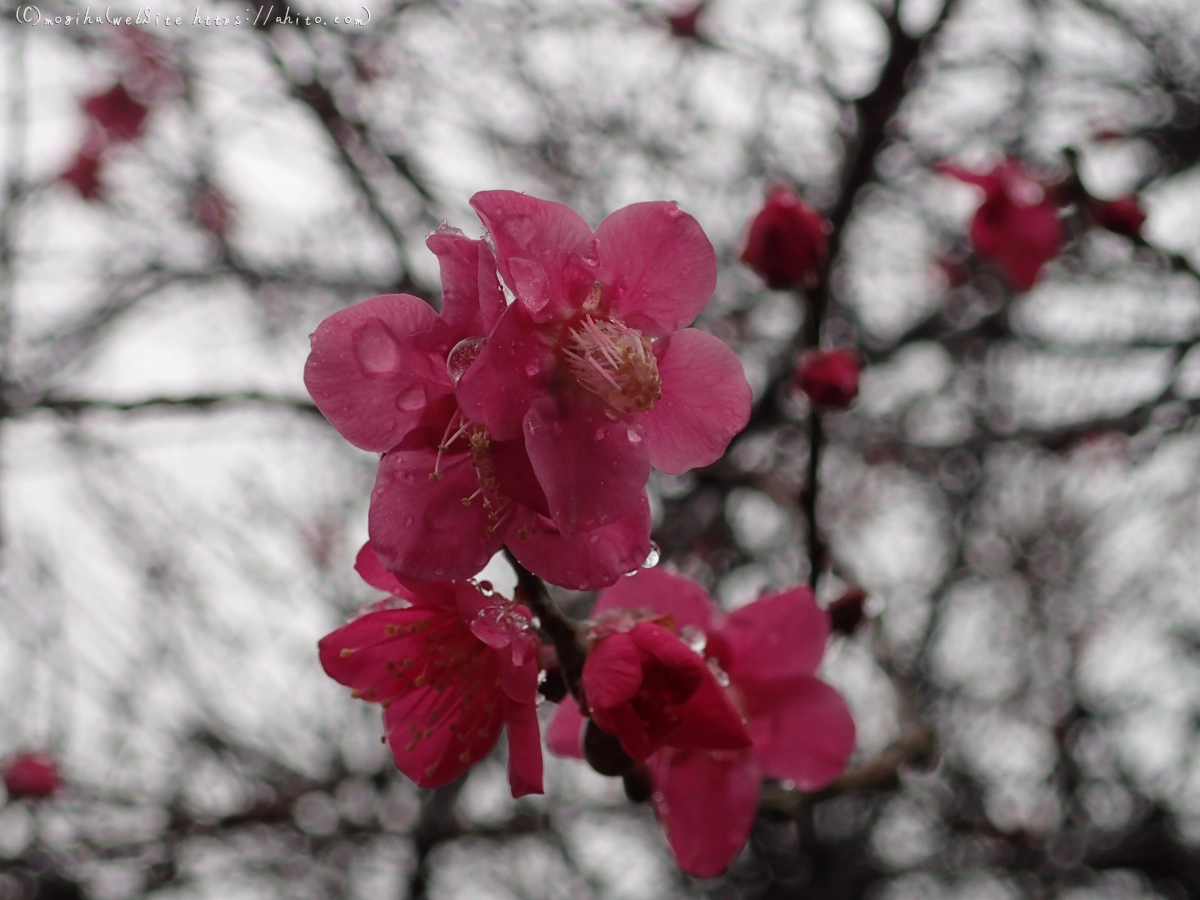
538, 666, 568, 704
796, 347, 861, 410
583, 719, 635, 777
740, 185, 830, 290
622, 764, 654, 803
1090, 196, 1145, 238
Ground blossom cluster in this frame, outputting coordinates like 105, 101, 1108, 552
308, 191, 862, 875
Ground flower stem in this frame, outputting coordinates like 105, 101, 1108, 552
504, 550, 588, 710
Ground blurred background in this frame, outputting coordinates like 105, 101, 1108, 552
1, 0, 1199, 896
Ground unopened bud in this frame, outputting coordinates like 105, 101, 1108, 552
583, 720, 635, 777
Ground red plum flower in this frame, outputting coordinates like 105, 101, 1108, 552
548, 569, 855, 877
740, 185, 830, 290
319, 543, 543, 796
582, 608, 751, 762
1091, 195, 1145, 238
455, 191, 751, 537
305, 227, 652, 589
939, 160, 1063, 291
796, 347, 860, 410
2, 752, 61, 800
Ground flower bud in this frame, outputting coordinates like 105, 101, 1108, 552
1090, 196, 1145, 238
796, 348, 860, 410
740, 186, 829, 289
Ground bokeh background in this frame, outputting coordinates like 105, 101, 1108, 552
2, 0, 1200, 896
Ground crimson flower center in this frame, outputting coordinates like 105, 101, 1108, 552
561, 315, 662, 415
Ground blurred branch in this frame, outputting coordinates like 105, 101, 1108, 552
7, 392, 322, 419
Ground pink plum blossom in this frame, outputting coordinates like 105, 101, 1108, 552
319, 543, 543, 796
304, 227, 653, 589
454, 191, 752, 536
939, 160, 1064, 291
548, 569, 855, 877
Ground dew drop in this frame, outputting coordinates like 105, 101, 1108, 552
446, 337, 486, 384
627, 424, 644, 443
641, 541, 660, 568
623, 568, 639, 577
679, 625, 707, 655
403, 515, 414, 526
594, 426, 607, 441
707, 657, 730, 687
395, 384, 426, 412
471, 604, 521, 648
353, 322, 401, 375
477, 580, 495, 597
525, 359, 542, 377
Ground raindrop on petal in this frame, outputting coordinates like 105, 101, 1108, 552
641, 541, 660, 568
447, 337, 486, 384
395, 384, 426, 412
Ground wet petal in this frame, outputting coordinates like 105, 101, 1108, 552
583, 632, 644, 709
748, 677, 855, 791
595, 201, 718, 337
649, 749, 761, 878
470, 190, 598, 322
504, 700, 545, 797
717, 586, 830, 686
546, 695, 587, 759
426, 228, 506, 338
506, 495, 652, 591
456, 302, 555, 441
593, 567, 716, 633
523, 392, 650, 535
368, 432, 509, 581
304, 294, 453, 452
640, 329, 751, 475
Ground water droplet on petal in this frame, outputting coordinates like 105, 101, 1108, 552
627, 424, 644, 443
525, 359, 542, 378
403, 515, 414, 526
623, 568, 639, 577
594, 426, 607, 441
477, 580, 495, 597
679, 625, 707, 655
642, 541, 660, 568
353, 322, 401, 375
395, 384, 426, 412
447, 337, 486, 384
706, 656, 730, 687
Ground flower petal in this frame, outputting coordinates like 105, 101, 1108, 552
506, 495, 652, 591
305, 294, 454, 453
649, 749, 761, 878
583, 631, 644, 708
354, 541, 413, 597
504, 700, 544, 797
593, 567, 716, 633
595, 201, 717, 337
470, 190, 598, 322
546, 695, 587, 759
639, 329, 751, 475
748, 677, 855, 791
661, 660, 753, 753
383, 678, 506, 789
718, 586, 829, 686
455, 302, 555, 442
523, 392, 650, 534
368, 432, 508, 581
426, 227, 506, 338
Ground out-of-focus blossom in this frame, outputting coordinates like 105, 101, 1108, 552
116, 30, 183, 103
796, 347, 860, 410
61, 149, 104, 200
939, 160, 1063, 291
454, 191, 751, 536
548, 569, 855, 877
1090, 195, 1145, 238
666, 2, 706, 38
582, 607, 751, 762
82, 85, 150, 144
305, 227, 653, 589
739, 185, 830, 290
319, 543, 543, 796
193, 183, 235, 237
2, 752, 61, 800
